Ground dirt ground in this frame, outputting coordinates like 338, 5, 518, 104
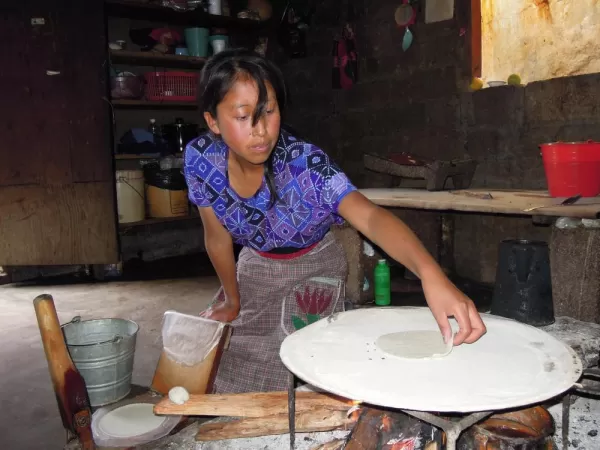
0, 271, 218, 450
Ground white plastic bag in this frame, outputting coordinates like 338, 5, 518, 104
161, 310, 226, 367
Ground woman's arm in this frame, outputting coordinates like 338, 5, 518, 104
198, 206, 241, 322
338, 191, 486, 345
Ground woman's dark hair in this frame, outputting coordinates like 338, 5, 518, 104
199, 48, 287, 208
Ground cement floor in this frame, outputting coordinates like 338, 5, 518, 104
0, 273, 219, 450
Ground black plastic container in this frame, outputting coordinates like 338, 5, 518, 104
490, 239, 555, 327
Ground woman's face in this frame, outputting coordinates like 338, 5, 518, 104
204, 75, 281, 167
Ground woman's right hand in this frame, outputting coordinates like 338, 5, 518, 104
200, 297, 240, 323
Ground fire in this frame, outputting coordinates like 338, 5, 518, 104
345, 400, 363, 423
385, 439, 417, 450
381, 414, 392, 432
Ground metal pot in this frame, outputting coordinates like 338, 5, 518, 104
162, 118, 199, 154
110, 73, 144, 99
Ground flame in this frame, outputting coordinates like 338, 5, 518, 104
385, 437, 417, 450
347, 404, 362, 422
388, 442, 416, 450
381, 414, 392, 432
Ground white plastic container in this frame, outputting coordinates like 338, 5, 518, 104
209, 35, 228, 55
208, 0, 221, 15
116, 170, 145, 223
211, 38, 227, 54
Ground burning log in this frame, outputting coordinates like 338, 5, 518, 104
343, 407, 444, 450
345, 408, 386, 450
154, 391, 352, 418
195, 409, 357, 441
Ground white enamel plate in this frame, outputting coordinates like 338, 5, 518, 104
279, 307, 583, 413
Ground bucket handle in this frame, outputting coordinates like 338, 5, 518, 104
60, 316, 124, 346
117, 178, 145, 200
85, 334, 123, 346
61, 315, 82, 328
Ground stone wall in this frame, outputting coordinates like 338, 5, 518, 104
280, 0, 600, 286
481, 0, 600, 84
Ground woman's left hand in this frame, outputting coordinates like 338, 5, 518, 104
421, 273, 487, 346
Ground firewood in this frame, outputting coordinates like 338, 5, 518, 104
345, 408, 386, 450
195, 408, 357, 441
154, 391, 352, 418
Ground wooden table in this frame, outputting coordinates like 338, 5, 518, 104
338, 189, 600, 321
360, 188, 600, 219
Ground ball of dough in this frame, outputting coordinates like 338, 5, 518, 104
168, 386, 190, 405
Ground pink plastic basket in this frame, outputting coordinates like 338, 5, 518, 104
144, 71, 198, 102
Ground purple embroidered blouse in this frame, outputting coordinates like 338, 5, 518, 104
183, 129, 357, 251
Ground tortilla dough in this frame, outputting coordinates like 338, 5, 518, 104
98, 403, 166, 438
375, 330, 451, 359
168, 386, 190, 405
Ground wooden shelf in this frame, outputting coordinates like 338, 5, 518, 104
109, 50, 206, 69
105, 0, 271, 33
111, 99, 198, 108
114, 153, 161, 160
119, 215, 200, 229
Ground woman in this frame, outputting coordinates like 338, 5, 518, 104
184, 49, 486, 394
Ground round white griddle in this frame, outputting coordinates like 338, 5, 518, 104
279, 307, 583, 413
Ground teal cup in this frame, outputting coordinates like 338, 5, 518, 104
184, 28, 209, 57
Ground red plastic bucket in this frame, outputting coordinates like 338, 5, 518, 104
540, 141, 600, 197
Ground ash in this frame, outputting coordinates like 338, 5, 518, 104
195, 429, 351, 450
137, 421, 350, 450
549, 396, 600, 450
542, 317, 600, 368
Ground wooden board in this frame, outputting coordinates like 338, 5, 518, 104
0, 183, 118, 265
109, 50, 206, 69
105, 0, 270, 32
154, 391, 352, 418
151, 324, 231, 396
0, 0, 118, 265
112, 100, 199, 108
114, 154, 161, 160
195, 409, 354, 441
361, 188, 600, 219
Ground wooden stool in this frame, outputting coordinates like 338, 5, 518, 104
364, 153, 477, 191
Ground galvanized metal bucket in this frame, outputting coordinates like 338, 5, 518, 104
62, 316, 139, 407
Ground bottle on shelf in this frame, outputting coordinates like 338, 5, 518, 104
148, 118, 162, 142
374, 259, 391, 306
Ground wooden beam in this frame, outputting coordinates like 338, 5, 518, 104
154, 391, 352, 418
195, 409, 356, 441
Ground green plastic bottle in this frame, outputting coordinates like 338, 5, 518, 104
374, 259, 391, 306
